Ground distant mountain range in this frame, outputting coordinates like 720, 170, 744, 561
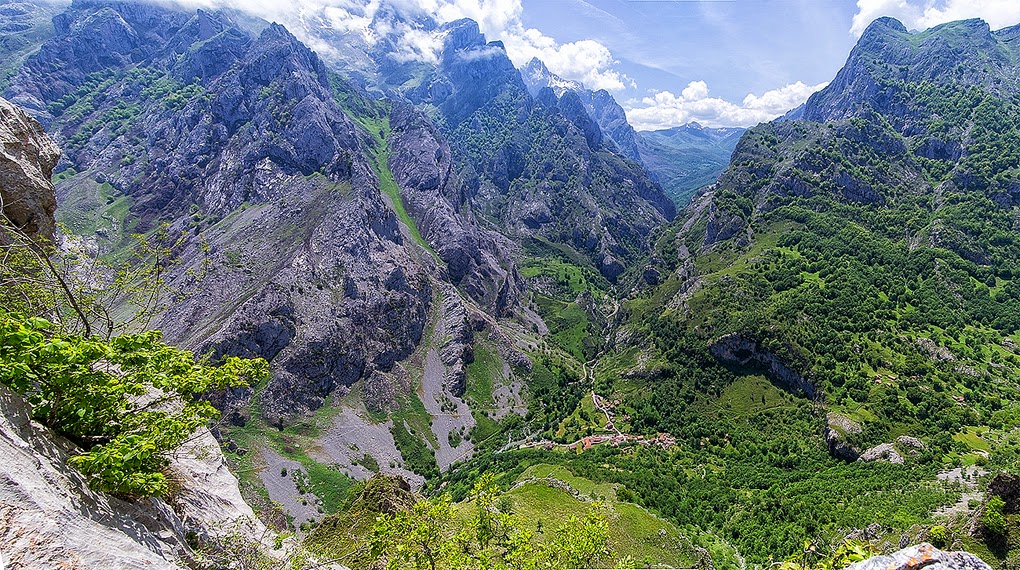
520, 57, 744, 205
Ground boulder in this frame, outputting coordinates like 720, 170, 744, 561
859, 443, 905, 464
845, 543, 991, 570
825, 412, 862, 461
988, 472, 1020, 513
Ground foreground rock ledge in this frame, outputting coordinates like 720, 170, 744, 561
847, 543, 991, 570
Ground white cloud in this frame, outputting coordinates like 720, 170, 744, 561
157, 0, 631, 90
419, 0, 632, 91
625, 80, 827, 130
505, 31, 631, 91
851, 0, 1020, 37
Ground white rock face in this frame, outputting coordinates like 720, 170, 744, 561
0, 384, 270, 569
858, 442, 905, 464
0, 385, 185, 569
846, 543, 991, 570
170, 428, 269, 544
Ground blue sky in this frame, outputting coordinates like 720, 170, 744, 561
520, 0, 859, 105
505, 0, 1020, 129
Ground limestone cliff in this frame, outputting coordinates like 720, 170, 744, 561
0, 96, 58, 243
0, 385, 268, 569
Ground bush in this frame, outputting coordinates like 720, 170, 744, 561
0, 310, 268, 497
929, 524, 950, 548
983, 496, 1007, 538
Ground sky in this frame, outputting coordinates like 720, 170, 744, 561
459, 0, 1020, 130
179, 0, 1020, 130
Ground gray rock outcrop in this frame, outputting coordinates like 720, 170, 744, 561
0, 385, 175, 568
0, 382, 269, 569
388, 102, 523, 314
859, 443, 905, 464
825, 412, 863, 461
0, 96, 58, 243
708, 333, 815, 397
897, 436, 926, 451
987, 472, 1020, 512
846, 543, 991, 570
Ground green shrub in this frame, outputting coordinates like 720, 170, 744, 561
983, 496, 1007, 537
929, 524, 950, 548
0, 310, 268, 497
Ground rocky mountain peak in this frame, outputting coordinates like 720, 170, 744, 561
805, 15, 1016, 123
244, 22, 330, 88
440, 17, 486, 59
520, 57, 583, 97
518, 56, 642, 163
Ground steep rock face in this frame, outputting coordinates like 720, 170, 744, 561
388, 102, 523, 314
805, 18, 1017, 123
0, 384, 266, 569
520, 58, 641, 163
0, 96, 58, 242
825, 412, 862, 461
0, 385, 181, 569
409, 21, 674, 282
987, 472, 1020, 512
708, 333, 815, 398
846, 543, 991, 570
6, 2, 432, 419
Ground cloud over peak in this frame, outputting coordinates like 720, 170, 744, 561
851, 0, 1020, 37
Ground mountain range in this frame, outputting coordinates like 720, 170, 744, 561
3, 1, 1020, 569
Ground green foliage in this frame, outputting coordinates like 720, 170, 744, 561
776, 540, 877, 570
984, 496, 1008, 538
440, 428, 955, 565
391, 418, 439, 480
526, 356, 584, 441
0, 310, 268, 497
369, 473, 615, 570
929, 524, 951, 548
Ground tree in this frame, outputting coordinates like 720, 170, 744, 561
368, 473, 616, 570
0, 309, 268, 497
2, 201, 208, 340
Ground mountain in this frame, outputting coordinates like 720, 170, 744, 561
581, 16, 1020, 561
636, 122, 745, 205
520, 57, 643, 164
407, 22, 674, 282
5, 1, 1018, 567
0, 0, 66, 92
519, 58, 744, 207
2, 0, 675, 520
2, 0, 527, 496
634, 15, 1020, 439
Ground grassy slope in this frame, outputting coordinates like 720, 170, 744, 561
454, 463, 713, 569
